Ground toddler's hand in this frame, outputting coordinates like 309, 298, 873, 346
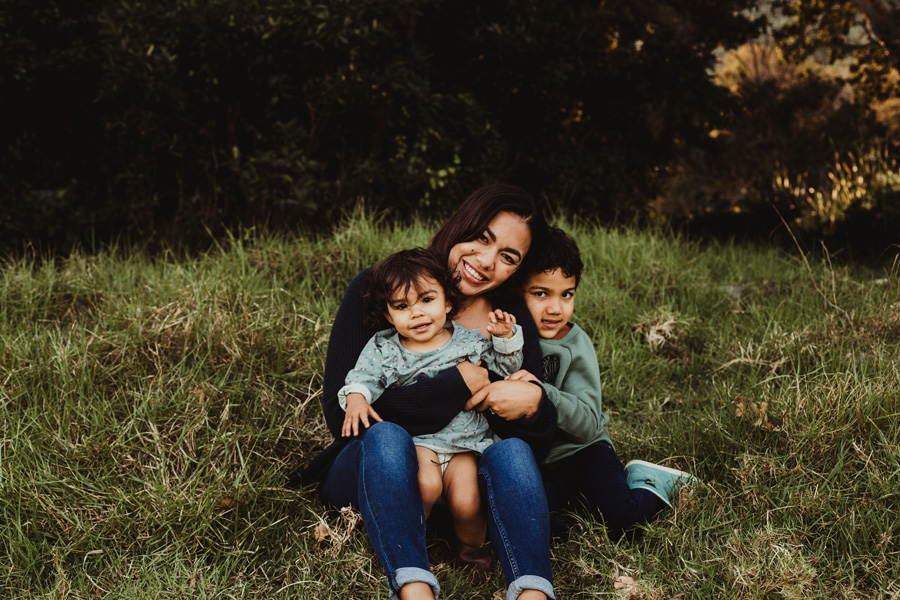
486, 309, 516, 338
342, 394, 383, 437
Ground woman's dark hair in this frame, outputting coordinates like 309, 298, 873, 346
429, 184, 548, 284
362, 247, 464, 331
519, 226, 584, 287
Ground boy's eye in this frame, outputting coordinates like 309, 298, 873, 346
533, 291, 546, 298
562, 291, 574, 299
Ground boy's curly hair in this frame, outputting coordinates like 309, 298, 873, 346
362, 248, 463, 331
516, 226, 583, 287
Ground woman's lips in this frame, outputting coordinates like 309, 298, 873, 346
461, 261, 487, 283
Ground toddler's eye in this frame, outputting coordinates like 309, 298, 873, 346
395, 303, 408, 310
422, 297, 433, 303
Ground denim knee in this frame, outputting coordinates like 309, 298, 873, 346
480, 438, 543, 493
360, 422, 417, 471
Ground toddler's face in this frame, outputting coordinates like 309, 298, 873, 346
384, 276, 453, 346
522, 269, 577, 340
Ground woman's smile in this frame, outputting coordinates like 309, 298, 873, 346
461, 260, 488, 282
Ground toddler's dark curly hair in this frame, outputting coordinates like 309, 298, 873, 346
362, 248, 463, 331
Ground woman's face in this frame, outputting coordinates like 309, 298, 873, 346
448, 211, 532, 297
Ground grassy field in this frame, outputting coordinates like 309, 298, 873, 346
1, 216, 898, 599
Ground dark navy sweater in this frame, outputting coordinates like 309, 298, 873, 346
287, 268, 557, 486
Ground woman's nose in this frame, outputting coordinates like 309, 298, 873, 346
475, 248, 496, 271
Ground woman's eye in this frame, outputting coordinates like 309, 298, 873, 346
478, 233, 489, 243
501, 253, 518, 265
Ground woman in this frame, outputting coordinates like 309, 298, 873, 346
292, 184, 558, 600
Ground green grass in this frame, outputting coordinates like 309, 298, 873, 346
2, 216, 898, 599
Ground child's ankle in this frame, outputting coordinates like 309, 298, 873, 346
453, 521, 488, 547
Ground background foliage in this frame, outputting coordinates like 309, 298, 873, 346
1, 0, 898, 257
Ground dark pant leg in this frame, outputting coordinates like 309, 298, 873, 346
570, 442, 663, 540
540, 459, 576, 540
543, 442, 664, 541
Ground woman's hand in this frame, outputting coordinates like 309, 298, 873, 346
464, 379, 543, 420
456, 360, 490, 395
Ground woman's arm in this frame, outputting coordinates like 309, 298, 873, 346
322, 268, 471, 438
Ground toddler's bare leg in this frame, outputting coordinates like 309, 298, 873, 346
415, 447, 443, 518
443, 452, 486, 546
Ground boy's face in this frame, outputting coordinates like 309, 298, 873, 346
384, 276, 453, 347
522, 268, 577, 340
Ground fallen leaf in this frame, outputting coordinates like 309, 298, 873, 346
313, 522, 330, 543
735, 396, 780, 431
614, 575, 636, 589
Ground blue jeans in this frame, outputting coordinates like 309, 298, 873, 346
542, 441, 663, 541
321, 422, 555, 600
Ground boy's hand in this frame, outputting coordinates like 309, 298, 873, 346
342, 393, 383, 437
505, 369, 540, 384
486, 309, 516, 338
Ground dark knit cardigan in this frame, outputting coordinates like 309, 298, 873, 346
286, 267, 557, 487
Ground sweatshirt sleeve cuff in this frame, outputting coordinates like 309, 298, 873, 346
337, 384, 373, 410
491, 324, 523, 355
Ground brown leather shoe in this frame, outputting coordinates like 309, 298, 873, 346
451, 540, 493, 583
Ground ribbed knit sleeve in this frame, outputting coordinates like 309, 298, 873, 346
322, 268, 470, 439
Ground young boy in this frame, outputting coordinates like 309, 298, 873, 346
514, 226, 697, 540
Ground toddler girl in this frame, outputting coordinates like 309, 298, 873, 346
339, 247, 523, 580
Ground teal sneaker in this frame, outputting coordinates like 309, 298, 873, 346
624, 460, 698, 508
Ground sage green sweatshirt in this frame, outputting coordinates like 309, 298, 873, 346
539, 322, 612, 465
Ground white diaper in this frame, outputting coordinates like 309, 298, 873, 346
433, 451, 454, 474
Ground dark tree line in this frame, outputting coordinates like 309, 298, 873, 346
1, 0, 897, 255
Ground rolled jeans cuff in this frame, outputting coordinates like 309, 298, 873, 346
390, 567, 440, 600
507, 575, 556, 600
